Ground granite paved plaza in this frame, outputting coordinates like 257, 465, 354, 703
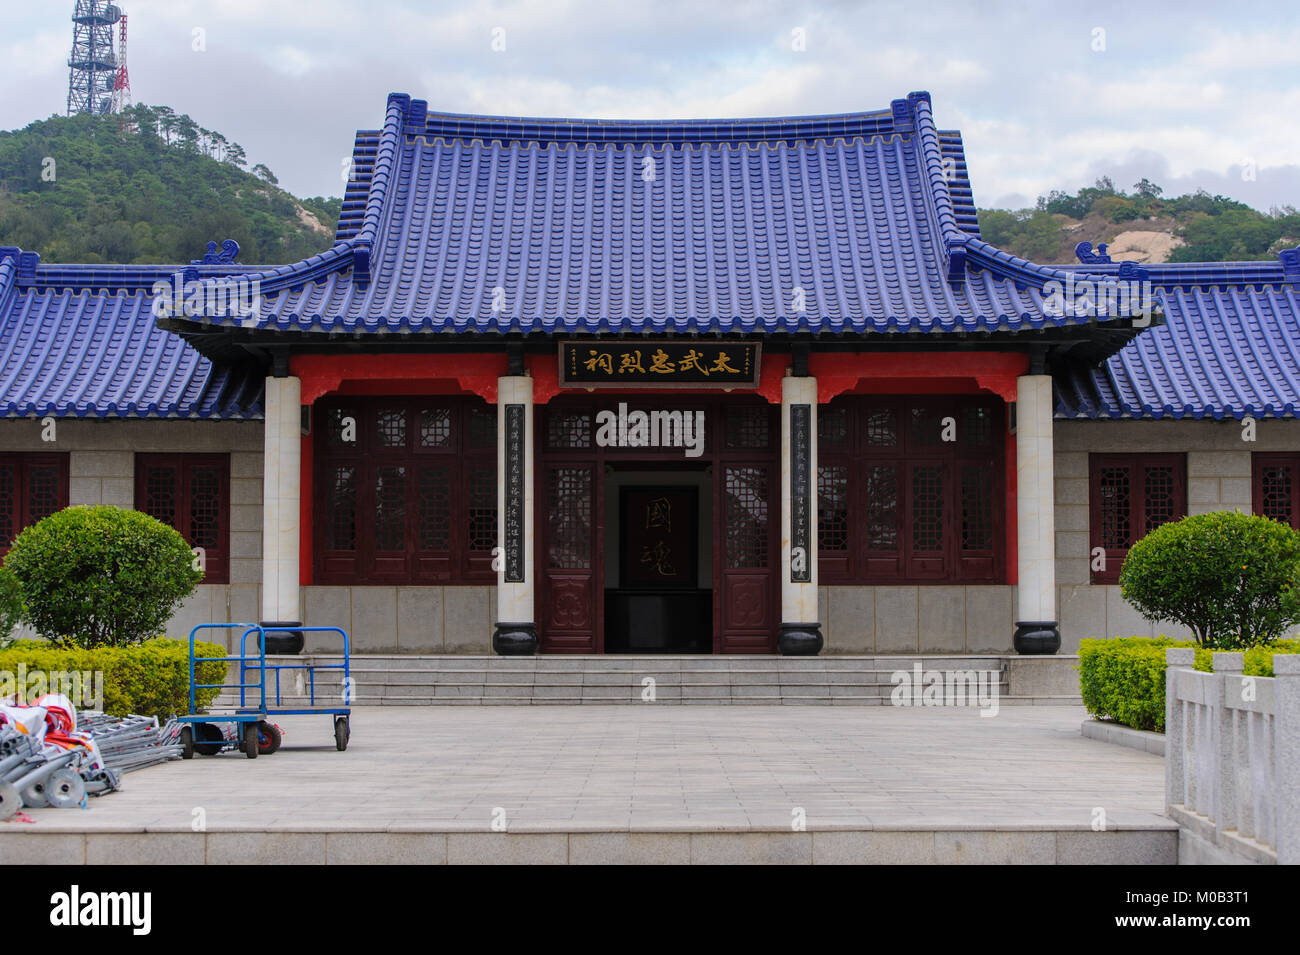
15, 704, 1166, 833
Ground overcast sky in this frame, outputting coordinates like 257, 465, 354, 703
3, 0, 1297, 210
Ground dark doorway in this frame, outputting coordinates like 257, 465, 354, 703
605, 484, 711, 652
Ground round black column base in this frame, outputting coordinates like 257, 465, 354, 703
257, 621, 305, 655
778, 623, 824, 656
493, 622, 538, 656
1013, 621, 1061, 655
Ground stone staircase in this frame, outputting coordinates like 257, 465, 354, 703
213, 654, 1081, 707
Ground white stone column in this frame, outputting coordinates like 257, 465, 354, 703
493, 376, 537, 654
778, 374, 822, 654
1013, 374, 1060, 653
261, 375, 301, 626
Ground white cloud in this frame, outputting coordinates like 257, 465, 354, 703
0, 0, 1295, 210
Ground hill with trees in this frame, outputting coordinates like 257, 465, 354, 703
1, 108, 1295, 270
0, 105, 341, 265
978, 177, 1300, 265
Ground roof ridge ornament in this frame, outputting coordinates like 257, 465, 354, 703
1280, 247, 1300, 282
191, 239, 240, 265
1075, 241, 1111, 264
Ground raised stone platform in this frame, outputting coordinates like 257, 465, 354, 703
218, 654, 1082, 707
1, 704, 1172, 865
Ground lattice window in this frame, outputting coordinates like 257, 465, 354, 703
961, 405, 995, 447
0, 455, 69, 556
1099, 467, 1132, 550
1090, 454, 1186, 584
817, 465, 849, 551
909, 406, 946, 447
417, 466, 451, 550
324, 407, 359, 449
910, 465, 945, 552
467, 466, 497, 551
27, 465, 61, 524
188, 466, 222, 550
865, 465, 898, 550
418, 406, 453, 449
1143, 465, 1177, 532
374, 408, 408, 449
1260, 464, 1293, 525
818, 406, 849, 449
0, 465, 14, 546
724, 466, 769, 568
547, 467, 592, 569
547, 410, 592, 449
468, 405, 497, 449
315, 397, 497, 584
373, 466, 407, 551
864, 407, 898, 447
328, 465, 357, 551
142, 464, 178, 528
961, 463, 994, 551
725, 406, 769, 449
134, 454, 228, 584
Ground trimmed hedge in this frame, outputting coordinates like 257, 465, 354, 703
1079, 636, 1300, 732
0, 638, 227, 720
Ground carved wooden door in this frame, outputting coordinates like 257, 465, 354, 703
539, 461, 599, 652
715, 461, 778, 652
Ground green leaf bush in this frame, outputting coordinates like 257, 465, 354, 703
0, 638, 227, 719
0, 566, 22, 647
4, 505, 202, 649
1119, 511, 1300, 649
1079, 636, 1300, 731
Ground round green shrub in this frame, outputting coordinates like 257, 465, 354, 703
5, 505, 202, 649
0, 566, 22, 646
1119, 510, 1300, 649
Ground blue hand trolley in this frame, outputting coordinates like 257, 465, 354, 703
175, 623, 352, 759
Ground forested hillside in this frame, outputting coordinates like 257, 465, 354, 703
0, 105, 341, 265
978, 177, 1299, 265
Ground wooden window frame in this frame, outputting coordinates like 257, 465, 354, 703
314, 396, 497, 586
135, 453, 231, 585
1088, 452, 1187, 585
1252, 452, 1300, 530
817, 395, 1006, 585
0, 452, 70, 559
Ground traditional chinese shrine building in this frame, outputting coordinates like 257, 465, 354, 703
2, 91, 1299, 657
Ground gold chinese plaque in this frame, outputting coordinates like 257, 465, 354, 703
559, 341, 761, 389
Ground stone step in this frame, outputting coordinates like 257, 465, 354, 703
202, 653, 1090, 707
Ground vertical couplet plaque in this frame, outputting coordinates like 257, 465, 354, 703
790, 403, 812, 583
504, 403, 525, 583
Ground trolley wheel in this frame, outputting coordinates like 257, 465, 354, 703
334, 716, 350, 752
257, 721, 282, 755
45, 770, 85, 809
194, 722, 224, 757
180, 725, 195, 759
242, 722, 259, 759
0, 781, 20, 820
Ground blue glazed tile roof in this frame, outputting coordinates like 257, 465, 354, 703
0, 249, 260, 419
1, 91, 1298, 422
1057, 277, 1300, 419
185, 91, 1139, 334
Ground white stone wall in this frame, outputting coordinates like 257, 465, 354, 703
819, 584, 1015, 653
302, 585, 496, 654
1054, 417, 1300, 651
0, 418, 263, 648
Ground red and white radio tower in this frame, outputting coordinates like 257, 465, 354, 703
111, 12, 131, 113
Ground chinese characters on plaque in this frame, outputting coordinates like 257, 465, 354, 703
560, 341, 761, 389
790, 404, 812, 584
503, 404, 525, 583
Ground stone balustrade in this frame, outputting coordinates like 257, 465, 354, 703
1165, 648, 1299, 864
